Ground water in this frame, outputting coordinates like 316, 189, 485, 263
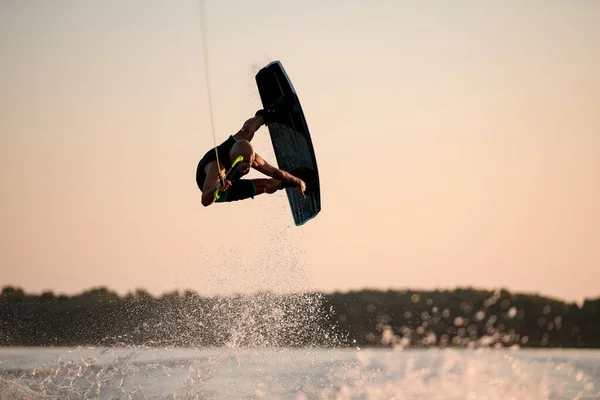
0, 346, 598, 399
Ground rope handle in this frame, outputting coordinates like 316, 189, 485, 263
199, 0, 222, 184
213, 155, 244, 200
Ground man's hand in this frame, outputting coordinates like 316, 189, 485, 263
214, 179, 232, 196
295, 179, 306, 198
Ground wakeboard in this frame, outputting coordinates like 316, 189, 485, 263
255, 61, 321, 226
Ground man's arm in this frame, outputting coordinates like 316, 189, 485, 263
253, 153, 306, 197
201, 162, 230, 207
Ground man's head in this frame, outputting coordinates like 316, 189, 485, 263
230, 140, 255, 174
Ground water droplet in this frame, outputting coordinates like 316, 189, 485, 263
543, 305, 551, 315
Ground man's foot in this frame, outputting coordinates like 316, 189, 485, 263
255, 93, 295, 125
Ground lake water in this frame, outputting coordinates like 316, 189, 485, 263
0, 346, 598, 399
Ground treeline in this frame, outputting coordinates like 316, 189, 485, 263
1, 286, 599, 349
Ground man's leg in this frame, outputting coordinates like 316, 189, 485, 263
234, 95, 296, 142
214, 178, 287, 203
233, 115, 265, 142
252, 178, 284, 195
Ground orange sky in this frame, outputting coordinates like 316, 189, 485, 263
1, 1, 599, 303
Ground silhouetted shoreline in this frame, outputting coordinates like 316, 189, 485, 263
1, 286, 598, 349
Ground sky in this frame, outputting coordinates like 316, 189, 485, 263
1, 1, 599, 304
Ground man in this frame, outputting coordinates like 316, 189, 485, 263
196, 105, 306, 207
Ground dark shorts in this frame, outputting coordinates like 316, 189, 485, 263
196, 136, 237, 191
215, 179, 257, 203
196, 135, 256, 202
